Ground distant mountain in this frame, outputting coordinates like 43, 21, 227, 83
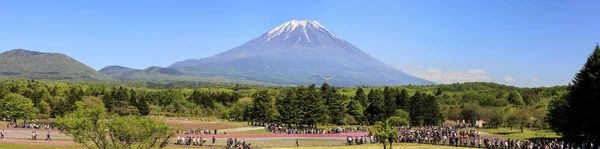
98, 65, 140, 75
0, 49, 111, 80
98, 65, 267, 84
170, 20, 434, 86
99, 65, 182, 81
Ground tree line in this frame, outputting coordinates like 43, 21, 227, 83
0, 79, 565, 130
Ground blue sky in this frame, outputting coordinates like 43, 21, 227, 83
0, 0, 598, 87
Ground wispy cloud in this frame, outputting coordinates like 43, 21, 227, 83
396, 65, 492, 84
504, 76, 515, 82
532, 77, 539, 81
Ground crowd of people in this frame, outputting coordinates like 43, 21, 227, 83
174, 136, 211, 146
180, 128, 220, 135
172, 136, 253, 149
391, 124, 599, 149
338, 123, 599, 149
6, 122, 55, 130
226, 138, 253, 149
265, 123, 369, 134
346, 135, 375, 145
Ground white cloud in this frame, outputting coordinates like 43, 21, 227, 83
504, 76, 515, 82
396, 65, 492, 84
532, 77, 539, 81
428, 68, 444, 73
468, 69, 486, 74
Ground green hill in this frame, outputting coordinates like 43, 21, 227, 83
0, 49, 112, 80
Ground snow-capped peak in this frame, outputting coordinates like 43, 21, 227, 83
260, 20, 342, 43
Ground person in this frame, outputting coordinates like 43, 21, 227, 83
46, 131, 51, 140
212, 136, 216, 147
31, 131, 36, 140
224, 130, 227, 135
296, 139, 299, 147
247, 143, 252, 149
214, 129, 217, 135
0, 129, 4, 139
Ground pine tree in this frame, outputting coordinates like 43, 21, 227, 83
421, 93, 442, 126
321, 83, 346, 125
347, 99, 364, 124
548, 44, 600, 140
409, 91, 424, 126
354, 87, 368, 109
365, 89, 385, 124
396, 89, 409, 111
276, 88, 301, 126
303, 84, 327, 128
129, 89, 138, 107
383, 87, 397, 118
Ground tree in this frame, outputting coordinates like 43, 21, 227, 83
346, 99, 364, 124
57, 101, 110, 149
459, 104, 481, 123
409, 91, 424, 126
248, 90, 277, 125
107, 116, 172, 149
354, 87, 368, 109
365, 89, 385, 124
372, 120, 398, 149
383, 87, 397, 118
0, 93, 39, 122
277, 88, 301, 126
435, 87, 443, 96
388, 109, 410, 126
396, 89, 409, 111
321, 83, 346, 125
548, 44, 600, 140
302, 85, 327, 128
57, 101, 172, 149
421, 93, 442, 125
507, 90, 525, 106
505, 108, 530, 133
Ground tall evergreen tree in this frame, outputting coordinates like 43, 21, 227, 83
365, 89, 385, 124
421, 93, 442, 126
354, 87, 368, 109
396, 89, 409, 111
409, 91, 424, 126
249, 90, 276, 125
302, 84, 327, 128
321, 83, 346, 125
347, 99, 364, 124
548, 44, 600, 140
383, 87, 397, 118
276, 88, 301, 126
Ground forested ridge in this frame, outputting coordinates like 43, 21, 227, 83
0, 80, 565, 130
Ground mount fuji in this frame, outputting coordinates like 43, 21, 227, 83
169, 20, 434, 86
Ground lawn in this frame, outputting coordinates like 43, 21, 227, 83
472, 127, 560, 141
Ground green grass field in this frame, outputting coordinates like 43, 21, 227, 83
470, 127, 560, 141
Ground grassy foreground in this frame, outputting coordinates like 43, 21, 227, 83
474, 127, 560, 140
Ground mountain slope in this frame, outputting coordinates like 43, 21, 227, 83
170, 20, 434, 86
0, 49, 111, 80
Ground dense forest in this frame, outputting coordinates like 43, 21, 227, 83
0, 79, 565, 131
